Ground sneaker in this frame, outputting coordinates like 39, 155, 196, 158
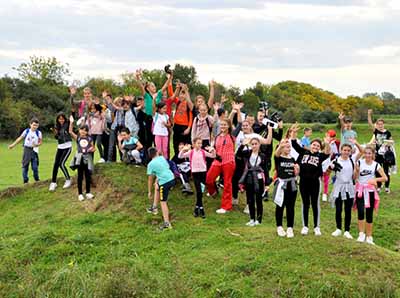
322, 193, 328, 202
216, 208, 228, 214
146, 206, 158, 215
78, 194, 85, 201
193, 206, 199, 217
159, 222, 172, 231
385, 188, 390, 194
366, 236, 375, 245
377, 187, 382, 193
49, 182, 57, 192
277, 226, 286, 237
232, 198, 239, 206
98, 158, 105, 163
254, 220, 261, 226
331, 229, 342, 237
343, 231, 353, 239
314, 227, 322, 236
199, 208, 206, 218
86, 193, 94, 200
243, 205, 249, 214
357, 232, 366, 242
182, 183, 194, 195
246, 220, 256, 227
301, 226, 309, 235
63, 180, 72, 189
286, 227, 294, 238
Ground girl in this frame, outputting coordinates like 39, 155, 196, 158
49, 113, 73, 191
289, 123, 331, 236
178, 138, 216, 218
238, 136, 271, 226
87, 103, 106, 163
328, 142, 362, 239
69, 115, 95, 201
153, 102, 171, 159
191, 103, 214, 148
354, 145, 387, 245
273, 139, 299, 237
192, 80, 215, 117
106, 96, 125, 162
206, 119, 236, 214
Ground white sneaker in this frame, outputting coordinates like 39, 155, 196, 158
246, 220, 256, 227
322, 193, 328, 202
301, 226, 309, 235
286, 227, 294, 238
63, 180, 72, 189
366, 236, 375, 245
78, 194, 85, 201
385, 188, 390, 194
86, 193, 94, 200
243, 205, 249, 214
232, 198, 239, 206
49, 182, 57, 192
331, 229, 342, 237
254, 220, 260, 226
277, 226, 286, 237
98, 158, 105, 163
216, 208, 227, 214
343, 231, 353, 239
357, 232, 366, 242
377, 187, 382, 193
314, 227, 322, 236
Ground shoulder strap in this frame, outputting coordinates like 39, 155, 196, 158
374, 162, 379, 173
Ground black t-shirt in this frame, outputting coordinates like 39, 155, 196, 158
252, 122, 283, 159
291, 139, 329, 180
373, 129, 391, 152
275, 156, 296, 179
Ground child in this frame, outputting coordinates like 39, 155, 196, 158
117, 127, 143, 164
191, 103, 214, 147
152, 102, 171, 159
273, 139, 299, 238
8, 118, 42, 184
328, 142, 362, 239
87, 103, 106, 163
301, 127, 312, 150
321, 129, 340, 202
106, 96, 125, 162
147, 147, 176, 231
172, 142, 193, 195
69, 115, 95, 201
354, 145, 388, 245
289, 123, 331, 236
178, 138, 216, 218
238, 137, 270, 227
338, 113, 357, 147
49, 113, 72, 191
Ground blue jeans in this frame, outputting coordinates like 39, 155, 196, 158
22, 152, 39, 183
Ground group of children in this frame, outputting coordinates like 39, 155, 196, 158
8, 70, 396, 239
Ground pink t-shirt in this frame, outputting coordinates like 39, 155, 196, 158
179, 149, 215, 172
88, 114, 105, 135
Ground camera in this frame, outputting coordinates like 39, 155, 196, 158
164, 64, 173, 75
331, 160, 343, 172
215, 155, 222, 162
259, 101, 269, 111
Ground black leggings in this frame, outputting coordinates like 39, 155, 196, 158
77, 163, 91, 195
246, 179, 264, 223
52, 147, 72, 182
173, 124, 190, 156
275, 187, 297, 228
192, 172, 207, 207
232, 160, 245, 200
92, 134, 104, 159
300, 178, 320, 228
335, 193, 353, 231
357, 192, 376, 224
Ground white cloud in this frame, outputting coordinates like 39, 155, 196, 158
357, 45, 400, 58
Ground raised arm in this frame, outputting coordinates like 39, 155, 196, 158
208, 80, 215, 109
289, 123, 306, 155
182, 85, 194, 110
263, 126, 273, 145
367, 109, 374, 131
275, 139, 289, 157
161, 73, 173, 93
338, 112, 345, 130
273, 120, 284, 141
135, 69, 145, 96
68, 115, 78, 140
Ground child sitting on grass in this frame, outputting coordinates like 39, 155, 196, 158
117, 127, 143, 165
147, 147, 176, 231
8, 118, 42, 184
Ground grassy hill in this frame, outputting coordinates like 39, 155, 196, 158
0, 163, 399, 298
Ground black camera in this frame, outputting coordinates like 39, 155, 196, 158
164, 64, 173, 75
259, 101, 269, 111
269, 111, 282, 123
331, 160, 343, 172
215, 155, 222, 162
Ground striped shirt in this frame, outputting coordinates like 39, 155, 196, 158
215, 134, 235, 165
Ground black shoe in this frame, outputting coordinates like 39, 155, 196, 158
193, 206, 199, 217
199, 208, 206, 218
263, 190, 269, 202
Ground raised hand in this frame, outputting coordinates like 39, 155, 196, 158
69, 86, 77, 95
338, 112, 344, 120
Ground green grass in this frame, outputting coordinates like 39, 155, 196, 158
0, 124, 399, 297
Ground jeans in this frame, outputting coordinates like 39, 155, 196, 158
22, 152, 39, 183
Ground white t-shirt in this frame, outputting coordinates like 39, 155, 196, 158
21, 129, 42, 153
357, 159, 380, 185
153, 113, 169, 136
333, 157, 355, 184
235, 132, 262, 148
290, 139, 301, 160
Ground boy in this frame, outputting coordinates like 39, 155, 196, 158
117, 127, 143, 164
339, 113, 357, 147
147, 147, 176, 231
301, 127, 312, 150
8, 118, 42, 183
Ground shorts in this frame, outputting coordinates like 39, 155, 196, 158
159, 179, 175, 202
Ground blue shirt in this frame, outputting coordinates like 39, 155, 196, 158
301, 136, 311, 148
341, 129, 357, 147
147, 156, 175, 185
123, 136, 138, 146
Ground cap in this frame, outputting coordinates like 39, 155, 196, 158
327, 129, 336, 138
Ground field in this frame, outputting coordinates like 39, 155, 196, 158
0, 122, 399, 297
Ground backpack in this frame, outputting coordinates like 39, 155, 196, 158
384, 147, 396, 166
23, 128, 40, 145
168, 160, 181, 179
189, 149, 206, 170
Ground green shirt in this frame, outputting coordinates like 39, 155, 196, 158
144, 90, 163, 116
147, 156, 175, 185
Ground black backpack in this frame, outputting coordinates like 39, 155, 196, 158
384, 147, 396, 166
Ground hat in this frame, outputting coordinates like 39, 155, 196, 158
327, 129, 336, 138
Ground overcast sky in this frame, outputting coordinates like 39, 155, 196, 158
1, 0, 400, 97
